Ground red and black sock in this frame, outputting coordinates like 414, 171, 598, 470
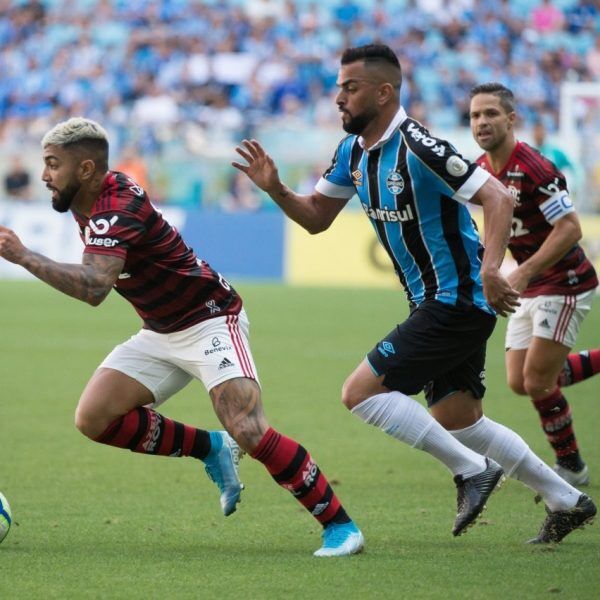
95, 407, 211, 459
532, 388, 584, 472
559, 349, 600, 387
252, 428, 350, 526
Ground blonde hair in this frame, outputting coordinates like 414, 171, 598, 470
41, 117, 108, 148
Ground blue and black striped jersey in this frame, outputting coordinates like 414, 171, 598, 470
316, 108, 492, 312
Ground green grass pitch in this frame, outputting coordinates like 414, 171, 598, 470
1, 281, 599, 599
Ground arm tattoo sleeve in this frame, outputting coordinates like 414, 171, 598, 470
20, 251, 125, 305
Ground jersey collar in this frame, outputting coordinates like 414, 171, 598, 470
481, 140, 522, 178
358, 106, 407, 151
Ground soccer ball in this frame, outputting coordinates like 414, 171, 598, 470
0, 492, 12, 544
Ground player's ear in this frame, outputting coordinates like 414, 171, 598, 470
507, 111, 517, 130
378, 82, 395, 106
78, 158, 96, 181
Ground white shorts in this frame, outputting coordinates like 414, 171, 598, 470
505, 290, 595, 350
99, 309, 259, 407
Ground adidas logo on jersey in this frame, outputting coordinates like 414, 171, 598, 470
218, 358, 234, 370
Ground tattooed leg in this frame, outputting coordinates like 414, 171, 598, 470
209, 377, 268, 453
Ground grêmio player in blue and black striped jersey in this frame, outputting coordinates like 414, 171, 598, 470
0, 117, 364, 557
234, 44, 596, 544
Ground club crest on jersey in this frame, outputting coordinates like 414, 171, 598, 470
507, 184, 521, 205
446, 155, 468, 177
352, 169, 363, 187
386, 171, 405, 194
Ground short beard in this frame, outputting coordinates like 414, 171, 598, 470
478, 131, 507, 153
52, 181, 80, 213
342, 108, 378, 135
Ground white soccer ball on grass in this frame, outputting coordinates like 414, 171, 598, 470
0, 492, 12, 543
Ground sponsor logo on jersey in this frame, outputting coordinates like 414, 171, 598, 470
85, 215, 120, 248
126, 177, 144, 197
544, 414, 573, 432
538, 178, 562, 197
352, 169, 363, 187
218, 357, 235, 370
386, 170, 405, 194
506, 170, 524, 178
142, 412, 162, 453
89, 215, 119, 234
312, 502, 330, 516
445, 155, 468, 177
406, 122, 446, 157
302, 460, 318, 487
118, 272, 131, 280
540, 301, 557, 314
361, 202, 414, 223
212, 337, 221, 347
377, 341, 395, 357
86, 236, 119, 248
206, 299, 221, 315
205, 342, 233, 356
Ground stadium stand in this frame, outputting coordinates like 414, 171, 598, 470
0, 0, 598, 207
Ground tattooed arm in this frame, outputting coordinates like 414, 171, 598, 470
0, 225, 124, 306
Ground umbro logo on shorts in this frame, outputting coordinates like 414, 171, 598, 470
218, 357, 234, 370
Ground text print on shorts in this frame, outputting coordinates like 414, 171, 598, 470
506, 291, 595, 350
98, 309, 259, 405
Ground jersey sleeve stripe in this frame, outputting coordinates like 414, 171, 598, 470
452, 167, 489, 204
315, 177, 355, 198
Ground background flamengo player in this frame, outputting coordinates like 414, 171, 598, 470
470, 82, 600, 487
0, 117, 364, 557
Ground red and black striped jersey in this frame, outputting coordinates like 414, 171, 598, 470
476, 142, 597, 297
73, 171, 242, 333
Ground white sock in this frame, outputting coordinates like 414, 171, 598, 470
351, 392, 486, 477
450, 416, 579, 511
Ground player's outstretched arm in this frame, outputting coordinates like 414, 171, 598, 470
0, 225, 124, 305
473, 178, 520, 317
232, 139, 347, 234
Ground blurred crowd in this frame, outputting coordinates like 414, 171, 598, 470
0, 0, 599, 206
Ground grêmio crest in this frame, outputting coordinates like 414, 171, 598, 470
386, 170, 404, 194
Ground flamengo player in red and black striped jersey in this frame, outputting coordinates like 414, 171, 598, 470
0, 117, 363, 556
471, 83, 600, 486
72, 170, 241, 333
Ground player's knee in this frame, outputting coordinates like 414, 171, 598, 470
74, 409, 94, 439
522, 372, 554, 399
74, 405, 106, 440
507, 376, 527, 396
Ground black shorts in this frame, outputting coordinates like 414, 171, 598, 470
366, 300, 496, 406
